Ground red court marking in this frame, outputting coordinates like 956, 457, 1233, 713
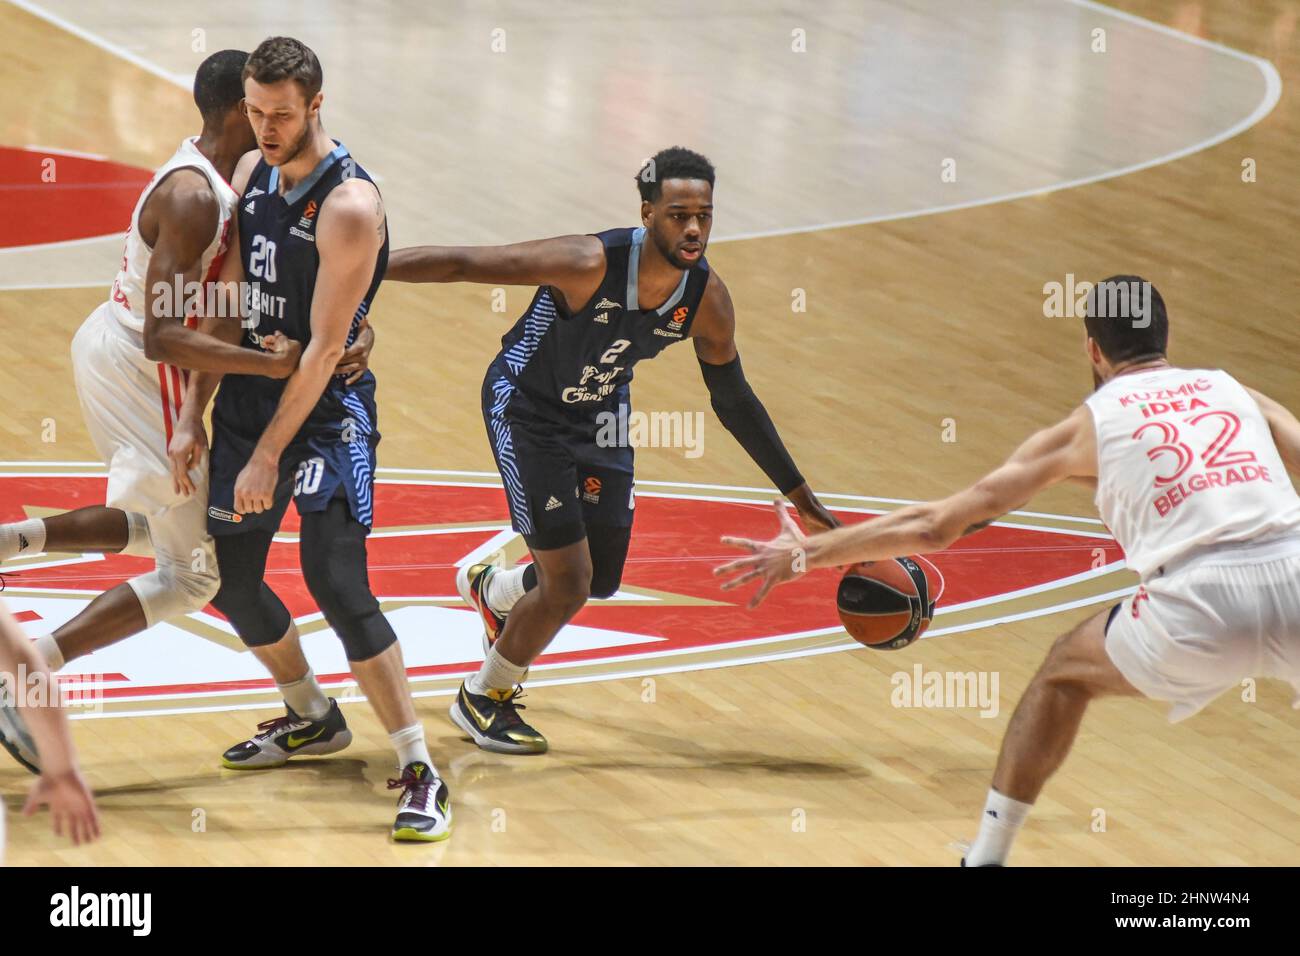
12, 610, 42, 623
0, 475, 1125, 699
0, 146, 152, 247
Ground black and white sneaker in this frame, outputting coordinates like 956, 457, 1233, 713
0, 680, 39, 774
388, 761, 452, 842
221, 699, 352, 770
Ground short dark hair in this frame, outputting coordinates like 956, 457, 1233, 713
243, 36, 322, 103
1084, 275, 1169, 364
193, 49, 248, 121
636, 146, 715, 202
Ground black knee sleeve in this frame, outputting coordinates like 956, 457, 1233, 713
300, 498, 396, 662
212, 531, 292, 647
587, 525, 632, 599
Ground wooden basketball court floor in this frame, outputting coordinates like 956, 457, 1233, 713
1, 0, 1299, 866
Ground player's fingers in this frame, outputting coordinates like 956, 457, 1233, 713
719, 536, 758, 553
775, 501, 801, 536
749, 577, 778, 609
345, 369, 363, 385
23, 786, 40, 816
719, 569, 760, 591
713, 556, 756, 577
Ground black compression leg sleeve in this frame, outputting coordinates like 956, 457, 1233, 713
299, 497, 397, 663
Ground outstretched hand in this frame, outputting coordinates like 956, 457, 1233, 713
713, 500, 810, 608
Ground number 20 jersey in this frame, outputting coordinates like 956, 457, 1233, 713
1085, 366, 1300, 578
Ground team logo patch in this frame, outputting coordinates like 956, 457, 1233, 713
595, 298, 622, 311
298, 200, 318, 230
0, 466, 1132, 718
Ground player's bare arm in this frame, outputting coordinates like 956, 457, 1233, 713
386, 234, 607, 312
234, 178, 384, 514
714, 405, 1097, 604
1246, 386, 1300, 475
690, 269, 838, 533
0, 600, 99, 844
141, 166, 300, 379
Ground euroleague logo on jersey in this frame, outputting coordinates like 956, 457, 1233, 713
296, 200, 318, 230
0, 467, 1127, 710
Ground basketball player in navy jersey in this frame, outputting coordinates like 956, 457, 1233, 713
386, 147, 837, 754
178, 37, 450, 841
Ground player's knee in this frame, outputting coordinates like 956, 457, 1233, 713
538, 561, 592, 616
589, 564, 623, 600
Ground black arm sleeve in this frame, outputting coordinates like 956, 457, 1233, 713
699, 355, 804, 494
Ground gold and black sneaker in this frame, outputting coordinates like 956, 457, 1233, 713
388, 761, 452, 843
455, 561, 507, 655
221, 699, 353, 769
449, 682, 548, 755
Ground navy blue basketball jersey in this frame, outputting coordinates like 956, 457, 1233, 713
220, 142, 387, 434
489, 227, 710, 417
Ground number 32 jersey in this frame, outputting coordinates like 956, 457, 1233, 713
1086, 366, 1300, 578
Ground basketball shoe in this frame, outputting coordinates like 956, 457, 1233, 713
221, 699, 352, 769
388, 761, 452, 842
449, 682, 547, 755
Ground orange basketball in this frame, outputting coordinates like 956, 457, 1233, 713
836, 555, 944, 650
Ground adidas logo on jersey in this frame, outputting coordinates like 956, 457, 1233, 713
545, 496, 564, 511
595, 298, 622, 310
17, 533, 29, 552
593, 311, 610, 324
245, 187, 265, 199
244, 200, 256, 214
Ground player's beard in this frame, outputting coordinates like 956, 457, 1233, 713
650, 227, 700, 271
271, 120, 315, 167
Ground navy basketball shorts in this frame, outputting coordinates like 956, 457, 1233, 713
207, 380, 379, 538
482, 375, 635, 551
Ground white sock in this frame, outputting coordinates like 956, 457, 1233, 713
389, 723, 433, 771
485, 565, 532, 616
0, 519, 45, 561
467, 646, 528, 696
966, 788, 1034, 866
34, 634, 64, 672
277, 669, 330, 721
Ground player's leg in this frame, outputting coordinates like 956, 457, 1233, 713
0, 507, 152, 562
297, 489, 450, 842
209, 446, 353, 771
964, 606, 1140, 865
0, 307, 218, 770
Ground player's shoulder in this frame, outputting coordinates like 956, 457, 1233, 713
232, 149, 263, 194
149, 167, 220, 221
320, 176, 382, 227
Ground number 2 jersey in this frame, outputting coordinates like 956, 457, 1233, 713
1085, 366, 1300, 578
486, 226, 711, 422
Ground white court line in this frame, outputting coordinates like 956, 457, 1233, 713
0, 0, 1283, 285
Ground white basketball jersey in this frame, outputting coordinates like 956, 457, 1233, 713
1086, 366, 1300, 578
107, 137, 238, 334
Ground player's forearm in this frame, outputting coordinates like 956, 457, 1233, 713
145, 322, 289, 378
803, 504, 945, 569
252, 342, 343, 460
0, 612, 78, 777
386, 245, 472, 283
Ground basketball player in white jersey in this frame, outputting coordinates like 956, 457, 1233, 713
0, 599, 99, 856
715, 276, 1300, 865
0, 50, 371, 770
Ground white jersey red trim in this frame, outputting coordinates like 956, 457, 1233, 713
107, 136, 237, 335
1085, 366, 1300, 579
